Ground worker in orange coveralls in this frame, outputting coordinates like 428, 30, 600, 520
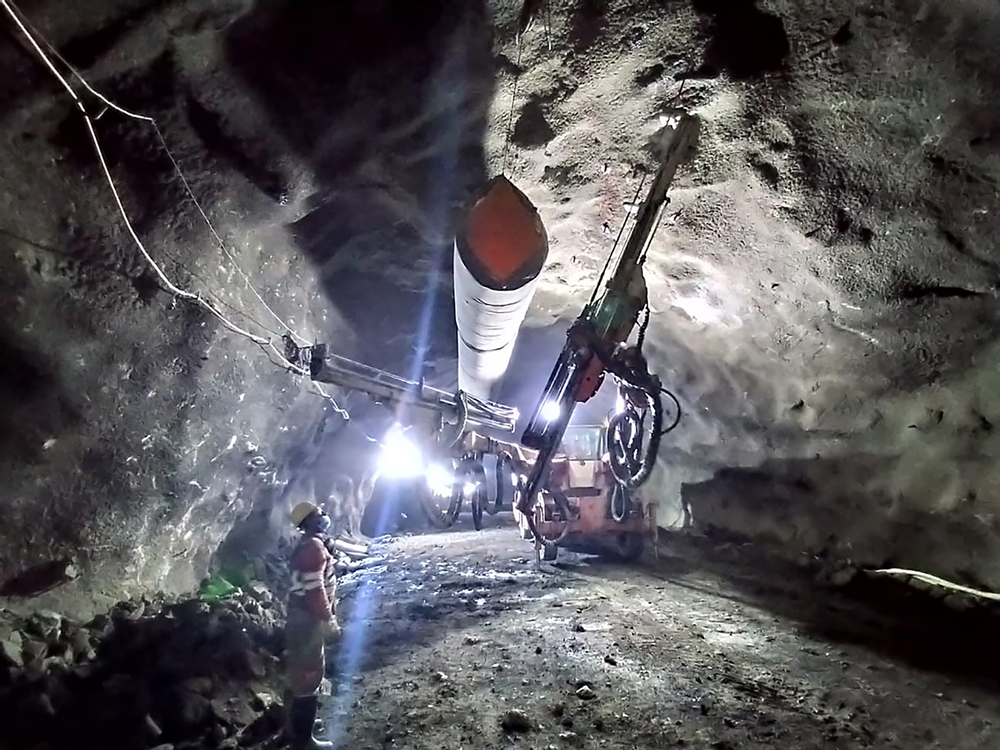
285, 501, 340, 749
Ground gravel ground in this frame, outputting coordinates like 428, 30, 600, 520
323, 518, 999, 749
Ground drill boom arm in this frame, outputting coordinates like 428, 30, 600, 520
300, 343, 518, 433
598, 114, 701, 302
517, 114, 699, 519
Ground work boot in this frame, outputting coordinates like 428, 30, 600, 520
289, 695, 333, 749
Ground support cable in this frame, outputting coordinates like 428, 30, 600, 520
12, 3, 309, 346
500, 29, 524, 175
1, 0, 347, 417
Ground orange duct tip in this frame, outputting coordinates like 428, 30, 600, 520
457, 175, 549, 290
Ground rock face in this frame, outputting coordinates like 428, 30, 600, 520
0, 1, 494, 615
1, 0, 999, 611
0, 0, 342, 615
490, 0, 1000, 590
0, 588, 287, 749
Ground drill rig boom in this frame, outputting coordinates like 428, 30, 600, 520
287, 341, 518, 434
518, 114, 699, 522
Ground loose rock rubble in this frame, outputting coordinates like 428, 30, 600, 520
0, 584, 287, 750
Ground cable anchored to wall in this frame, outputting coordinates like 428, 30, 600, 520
1, 0, 348, 419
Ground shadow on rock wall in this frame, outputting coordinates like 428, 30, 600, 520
0, 0, 373, 614
688, 0, 789, 80
226, 1, 496, 378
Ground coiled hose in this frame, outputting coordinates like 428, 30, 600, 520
607, 386, 663, 489
572, 321, 664, 489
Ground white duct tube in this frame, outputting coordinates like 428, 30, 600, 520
453, 177, 549, 400
455, 243, 542, 398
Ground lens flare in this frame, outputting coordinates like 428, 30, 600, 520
425, 462, 454, 498
377, 426, 424, 479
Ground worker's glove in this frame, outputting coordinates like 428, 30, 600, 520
321, 618, 341, 642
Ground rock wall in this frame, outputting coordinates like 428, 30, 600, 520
492, 0, 1000, 589
2, 0, 1000, 618
0, 1, 323, 617
0, 0, 498, 617
642, 0, 1000, 589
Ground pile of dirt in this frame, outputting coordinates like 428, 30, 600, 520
0, 586, 288, 750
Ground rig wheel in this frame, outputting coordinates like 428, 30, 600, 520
471, 487, 484, 530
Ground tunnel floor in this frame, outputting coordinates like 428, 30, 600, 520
322, 520, 998, 749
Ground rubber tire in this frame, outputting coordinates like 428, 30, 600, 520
447, 481, 464, 525
420, 485, 456, 529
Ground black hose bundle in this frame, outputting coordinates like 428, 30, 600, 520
608, 387, 663, 489
610, 482, 632, 523
567, 319, 666, 490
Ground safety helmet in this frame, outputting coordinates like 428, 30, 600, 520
289, 501, 320, 528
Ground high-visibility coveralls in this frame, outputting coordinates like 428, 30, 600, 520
286, 532, 338, 697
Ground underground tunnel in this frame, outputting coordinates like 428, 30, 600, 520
1, 0, 999, 748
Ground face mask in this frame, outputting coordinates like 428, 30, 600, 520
314, 512, 331, 534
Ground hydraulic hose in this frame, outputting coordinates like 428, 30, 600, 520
610, 483, 632, 524
569, 320, 663, 490
444, 391, 469, 447
608, 387, 663, 489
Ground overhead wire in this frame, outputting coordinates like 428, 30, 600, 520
2, 0, 347, 418
13, 3, 309, 347
589, 174, 646, 308
150, 121, 311, 346
152, 241, 284, 338
500, 24, 525, 176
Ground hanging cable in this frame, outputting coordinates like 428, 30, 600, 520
11, 3, 310, 346
636, 305, 651, 351
154, 242, 284, 338
2, 0, 348, 418
151, 121, 310, 346
500, 29, 524, 175
588, 174, 646, 308
544, 0, 553, 52
659, 387, 681, 436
